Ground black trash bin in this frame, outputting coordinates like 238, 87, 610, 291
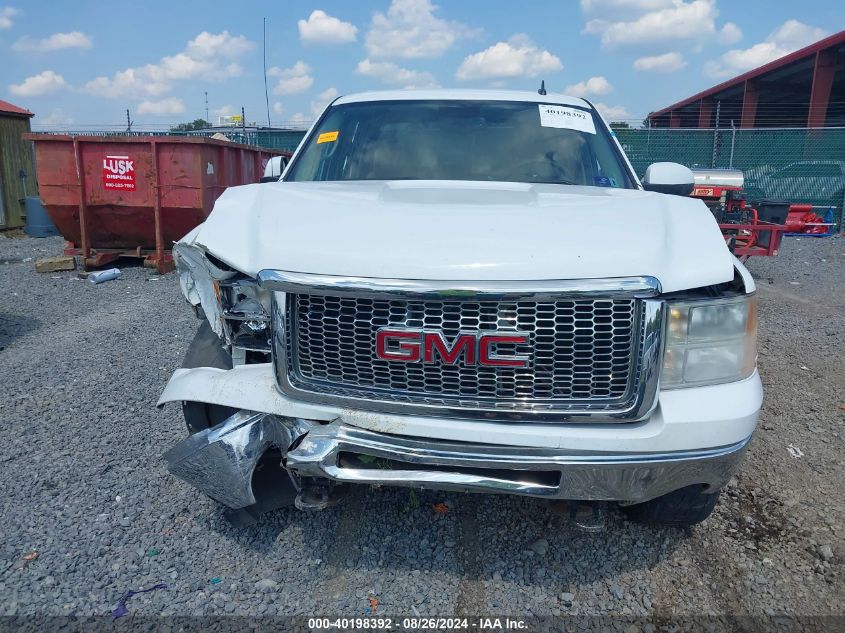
754, 199, 790, 248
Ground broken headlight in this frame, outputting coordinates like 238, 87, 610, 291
220, 279, 272, 352
661, 294, 757, 388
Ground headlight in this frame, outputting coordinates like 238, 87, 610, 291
220, 279, 272, 352
661, 295, 757, 388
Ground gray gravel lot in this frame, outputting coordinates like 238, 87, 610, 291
0, 233, 842, 619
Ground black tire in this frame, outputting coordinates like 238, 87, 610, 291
620, 485, 720, 527
181, 322, 237, 434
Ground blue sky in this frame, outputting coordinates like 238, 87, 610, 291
2, 0, 842, 129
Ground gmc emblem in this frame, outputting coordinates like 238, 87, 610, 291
376, 329, 530, 368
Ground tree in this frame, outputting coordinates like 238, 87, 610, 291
609, 121, 631, 130
170, 119, 211, 132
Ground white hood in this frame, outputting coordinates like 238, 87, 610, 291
186, 180, 735, 293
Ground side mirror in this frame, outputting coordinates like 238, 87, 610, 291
642, 162, 694, 196
259, 156, 287, 183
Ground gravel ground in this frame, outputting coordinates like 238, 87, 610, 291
0, 233, 842, 621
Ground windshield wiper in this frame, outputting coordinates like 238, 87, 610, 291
529, 179, 578, 186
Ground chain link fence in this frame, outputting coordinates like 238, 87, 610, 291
615, 127, 845, 229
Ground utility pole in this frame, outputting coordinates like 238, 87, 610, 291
126, 109, 132, 133
263, 17, 271, 127
205, 91, 209, 123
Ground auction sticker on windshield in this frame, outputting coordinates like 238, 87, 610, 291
538, 105, 596, 135
317, 131, 339, 144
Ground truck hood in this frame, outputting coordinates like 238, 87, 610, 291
186, 180, 735, 293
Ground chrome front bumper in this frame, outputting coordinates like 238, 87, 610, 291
163, 411, 750, 509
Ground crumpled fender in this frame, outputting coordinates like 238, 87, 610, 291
157, 364, 337, 422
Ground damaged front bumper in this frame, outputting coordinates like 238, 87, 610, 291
162, 410, 750, 509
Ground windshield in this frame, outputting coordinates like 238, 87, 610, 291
285, 100, 634, 188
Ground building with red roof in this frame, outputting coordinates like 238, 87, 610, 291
649, 29, 845, 128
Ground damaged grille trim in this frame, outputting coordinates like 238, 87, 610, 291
262, 271, 665, 423
258, 270, 661, 300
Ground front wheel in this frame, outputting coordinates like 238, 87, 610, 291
178, 322, 298, 523
181, 322, 237, 434
620, 485, 721, 527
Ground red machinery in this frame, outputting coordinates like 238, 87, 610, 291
690, 169, 789, 260
783, 204, 833, 235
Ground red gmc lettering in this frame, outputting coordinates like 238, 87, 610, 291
376, 330, 529, 368
376, 330, 420, 362
424, 332, 475, 364
479, 334, 530, 367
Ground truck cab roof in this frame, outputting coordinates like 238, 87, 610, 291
334, 89, 592, 109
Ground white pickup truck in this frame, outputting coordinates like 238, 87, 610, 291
159, 90, 761, 527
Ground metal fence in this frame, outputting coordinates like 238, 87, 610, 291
615, 127, 845, 229
180, 129, 308, 152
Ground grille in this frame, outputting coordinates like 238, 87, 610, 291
278, 293, 645, 414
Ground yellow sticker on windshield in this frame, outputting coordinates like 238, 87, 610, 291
317, 131, 339, 144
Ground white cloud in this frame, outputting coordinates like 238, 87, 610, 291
580, 0, 674, 13
366, 0, 477, 59
633, 51, 687, 72
213, 104, 235, 117
310, 87, 339, 117
705, 20, 828, 78
456, 34, 562, 80
317, 87, 339, 101
583, 0, 739, 49
12, 31, 92, 52
718, 22, 742, 45
298, 10, 358, 45
355, 59, 439, 88
564, 76, 613, 97
85, 31, 253, 100
594, 102, 632, 120
290, 112, 310, 124
770, 19, 829, 49
85, 68, 170, 100
9, 70, 67, 97
269, 61, 314, 95
273, 102, 283, 115
275, 76, 314, 95
137, 97, 186, 116
38, 109, 73, 126
0, 6, 20, 30
268, 60, 309, 76
186, 31, 253, 59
